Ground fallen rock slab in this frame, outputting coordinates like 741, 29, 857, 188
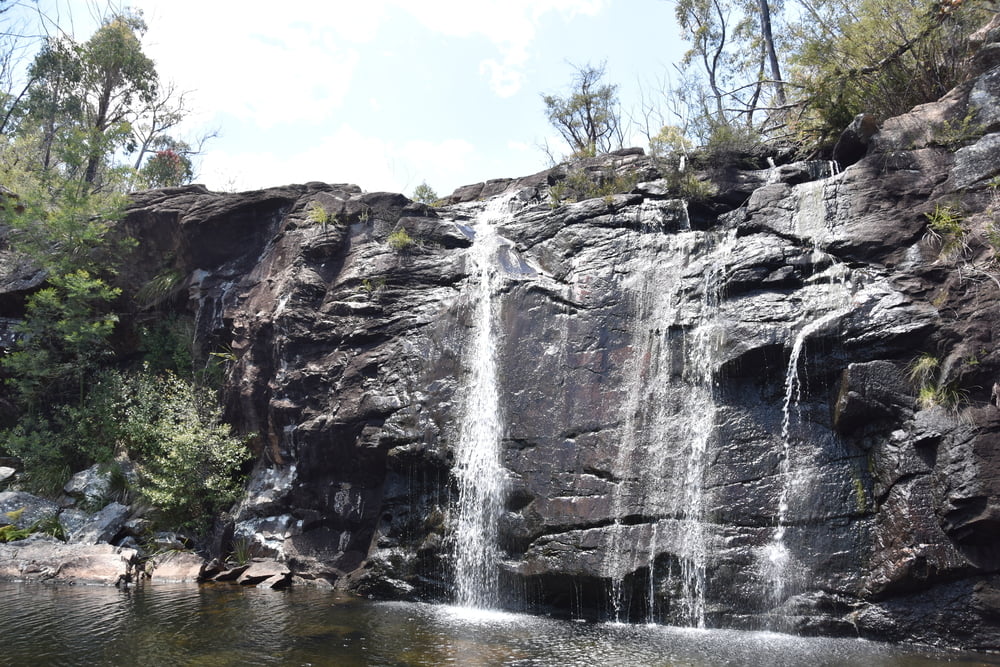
148, 550, 205, 583
236, 559, 292, 589
0, 535, 138, 585
71, 502, 130, 545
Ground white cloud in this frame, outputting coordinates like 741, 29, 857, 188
136, 1, 363, 128
399, 138, 476, 187
478, 59, 524, 98
389, 0, 611, 96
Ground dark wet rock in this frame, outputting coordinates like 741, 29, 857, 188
832, 113, 878, 168
104, 80, 1000, 644
1, 29, 1000, 652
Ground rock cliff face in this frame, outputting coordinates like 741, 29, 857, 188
110, 50, 1000, 649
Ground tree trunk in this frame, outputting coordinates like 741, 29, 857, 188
758, 0, 786, 106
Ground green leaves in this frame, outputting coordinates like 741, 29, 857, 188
412, 181, 439, 205
104, 369, 252, 530
2, 368, 252, 530
5, 270, 120, 406
12, 8, 176, 191
786, 0, 990, 145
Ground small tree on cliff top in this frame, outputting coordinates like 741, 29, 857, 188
542, 62, 623, 157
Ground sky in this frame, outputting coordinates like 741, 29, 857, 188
8, 0, 689, 197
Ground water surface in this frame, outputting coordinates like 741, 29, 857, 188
1, 582, 997, 666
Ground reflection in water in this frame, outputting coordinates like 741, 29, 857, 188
0, 582, 996, 666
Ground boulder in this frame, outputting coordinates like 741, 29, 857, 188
63, 464, 112, 506
236, 559, 292, 588
946, 132, 1000, 191
832, 113, 878, 168
70, 502, 130, 545
0, 492, 58, 529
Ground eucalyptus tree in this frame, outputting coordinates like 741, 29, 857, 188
542, 62, 623, 157
674, 0, 787, 133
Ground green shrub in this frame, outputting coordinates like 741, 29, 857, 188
412, 182, 439, 205
361, 277, 387, 298
908, 353, 965, 411
788, 0, 990, 148
907, 353, 940, 387
548, 167, 637, 206
2, 368, 252, 531
917, 382, 965, 410
306, 201, 331, 226
701, 122, 762, 168
924, 204, 967, 257
137, 315, 195, 376
3, 416, 82, 495
135, 268, 186, 310
4, 269, 121, 407
0, 508, 65, 543
228, 537, 256, 566
933, 111, 984, 150
0, 524, 33, 543
113, 369, 252, 531
387, 228, 415, 251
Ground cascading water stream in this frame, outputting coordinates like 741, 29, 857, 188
763, 166, 855, 604
606, 206, 689, 623
606, 201, 733, 628
451, 195, 517, 609
765, 300, 850, 602
673, 228, 735, 628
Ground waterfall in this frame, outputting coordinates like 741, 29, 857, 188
674, 228, 735, 627
607, 201, 733, 627
607, 225, 690, 623
451, 195, 517, 609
